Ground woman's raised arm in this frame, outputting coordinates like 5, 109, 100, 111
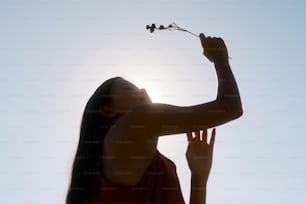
140, 33, 243, 136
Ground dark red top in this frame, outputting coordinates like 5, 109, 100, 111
91, 150, 185, 204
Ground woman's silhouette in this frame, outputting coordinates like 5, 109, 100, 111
66, 33, 243, 204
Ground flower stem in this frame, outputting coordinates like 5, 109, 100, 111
172, 22, 199, 38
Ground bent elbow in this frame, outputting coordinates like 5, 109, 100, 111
230, 106, 243, 120
235, 107, 243, 118
218, 96, 243, 120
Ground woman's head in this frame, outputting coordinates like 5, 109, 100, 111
99, 77, 152, 122
66, 76, 151, 204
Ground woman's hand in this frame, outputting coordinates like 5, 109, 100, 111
199, 33, 229, 63
186, 128, 216, 181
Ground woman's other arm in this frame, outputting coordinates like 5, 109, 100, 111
186, 129, 216, 204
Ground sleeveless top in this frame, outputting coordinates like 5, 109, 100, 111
91, 150, 185, 204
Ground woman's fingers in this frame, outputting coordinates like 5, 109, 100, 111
194, 130, 200, 141
202, 129, 208, 143
187, 132, 193, 142
187, 128, 216, 143
210, 128, 216, 148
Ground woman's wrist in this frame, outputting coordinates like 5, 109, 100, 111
191, 173, 208, 188
190, 174, 207, 204
214, 58, 230, 68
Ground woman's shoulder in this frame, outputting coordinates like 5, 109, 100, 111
155, 150, 177, 170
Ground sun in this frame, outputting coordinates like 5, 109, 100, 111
129, 78, 162, 103
140, 82, 161, 103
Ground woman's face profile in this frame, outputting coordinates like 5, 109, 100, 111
107, 78, 152, 115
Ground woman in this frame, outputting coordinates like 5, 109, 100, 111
66, 33, 243, 204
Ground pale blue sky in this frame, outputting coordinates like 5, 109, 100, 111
1, 0, 305, 203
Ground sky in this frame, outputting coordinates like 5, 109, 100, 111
0, 0, 305, 203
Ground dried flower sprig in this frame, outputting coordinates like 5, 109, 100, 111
146, 22, 232, 60
146, 22, 198, 38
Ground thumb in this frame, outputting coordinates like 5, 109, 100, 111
199, 33, 206, 46
199, 33, 206, 39
199, 33, 209, 58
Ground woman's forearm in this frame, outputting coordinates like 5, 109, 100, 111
190, 174, 207, 204
214, 60, 243, 116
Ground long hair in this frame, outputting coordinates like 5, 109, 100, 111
66, 77, 121, 204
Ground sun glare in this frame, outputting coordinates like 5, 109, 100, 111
139, 81, 161, 103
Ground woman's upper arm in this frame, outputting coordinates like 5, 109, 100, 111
144, 101, 242, 136
102, 106, 158, 185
